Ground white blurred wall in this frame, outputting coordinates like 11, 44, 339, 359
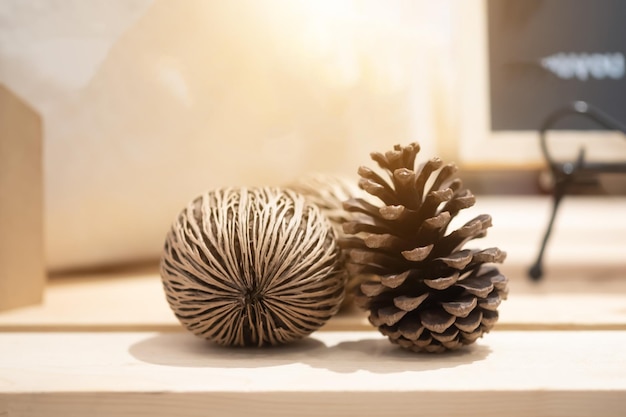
0, 0, 453, 271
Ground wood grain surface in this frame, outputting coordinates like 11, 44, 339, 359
1, 331, 625, 416
0, 196, 624, 416
0, 267, 624, 332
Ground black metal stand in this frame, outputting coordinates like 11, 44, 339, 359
529, 101, 626, 281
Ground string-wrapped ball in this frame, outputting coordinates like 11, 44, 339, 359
160, 187, 345, 347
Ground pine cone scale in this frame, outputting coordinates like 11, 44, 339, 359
343, 214, 396, 235
429, 164, 458, 192
413, 334, 434, 349
473, 248, 507, 264
461, 329, 483, 343
364, 233, 405, 250
437, 250, 474, 269
478, 292, 502, 311
424, 211, 451, 229
359, 179, 397, 205
393, 293, 429, 311
358, 166, 396, 193
360, 281, 386, 297
398, 319, 424, 337
401, 245, 434, 261
377, 306, 408, 326
431, 327, 460, 343
417, 189, 454, 221
481, 310, 499, 327
380, 205, 411, 221
443, 192, 476, 217
423, 273, 459, 290
433, 216, 491, 256
441, 296, 477, 317
457, 276, 495, 298
420, 309, 456, 333
413, 158, 443, 198
380, 271, 411, 288
455, 310, 483, 332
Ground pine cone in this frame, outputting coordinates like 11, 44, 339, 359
288, 174, 370, 310
341, 143, 508, 353
288, 174, 363, 232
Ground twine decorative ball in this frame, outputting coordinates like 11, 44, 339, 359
160, 187, 345, 347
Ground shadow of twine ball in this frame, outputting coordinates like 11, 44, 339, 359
160, 187, 345, 347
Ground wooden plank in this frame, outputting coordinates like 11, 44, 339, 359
0, 84, 45, 311
0, 266, 625, 332
2, 391, 624, 417
458, 196, 626, 269
1, 331, 625, 416
0, 196, 623, 331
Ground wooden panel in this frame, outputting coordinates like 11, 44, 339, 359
0, 196, 623, 331
0, 195, 623, 416
0, 264, 625, 332
3, 391, 625, 417
0, 84, 45, 311
1, 331, 625, 416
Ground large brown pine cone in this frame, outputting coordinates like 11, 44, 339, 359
341, 143, 508, 353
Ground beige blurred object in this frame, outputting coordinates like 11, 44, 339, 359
288, 173, 369, 310
288, 174, 364, 229
448, 0, 626, 168
0, 84, 45, 311
0, 0, 447, 271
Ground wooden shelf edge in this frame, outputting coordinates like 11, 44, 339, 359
1, 320, 626, 333
1, 330, 625, 417
2, 391, 625, 417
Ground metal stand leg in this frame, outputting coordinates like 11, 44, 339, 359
528, 181, 567, 281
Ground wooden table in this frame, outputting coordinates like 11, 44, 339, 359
1, 197, 625, 416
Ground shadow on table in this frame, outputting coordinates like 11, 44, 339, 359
129, 332, 491, 374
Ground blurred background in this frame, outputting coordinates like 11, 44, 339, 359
1, 0, 625, 273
